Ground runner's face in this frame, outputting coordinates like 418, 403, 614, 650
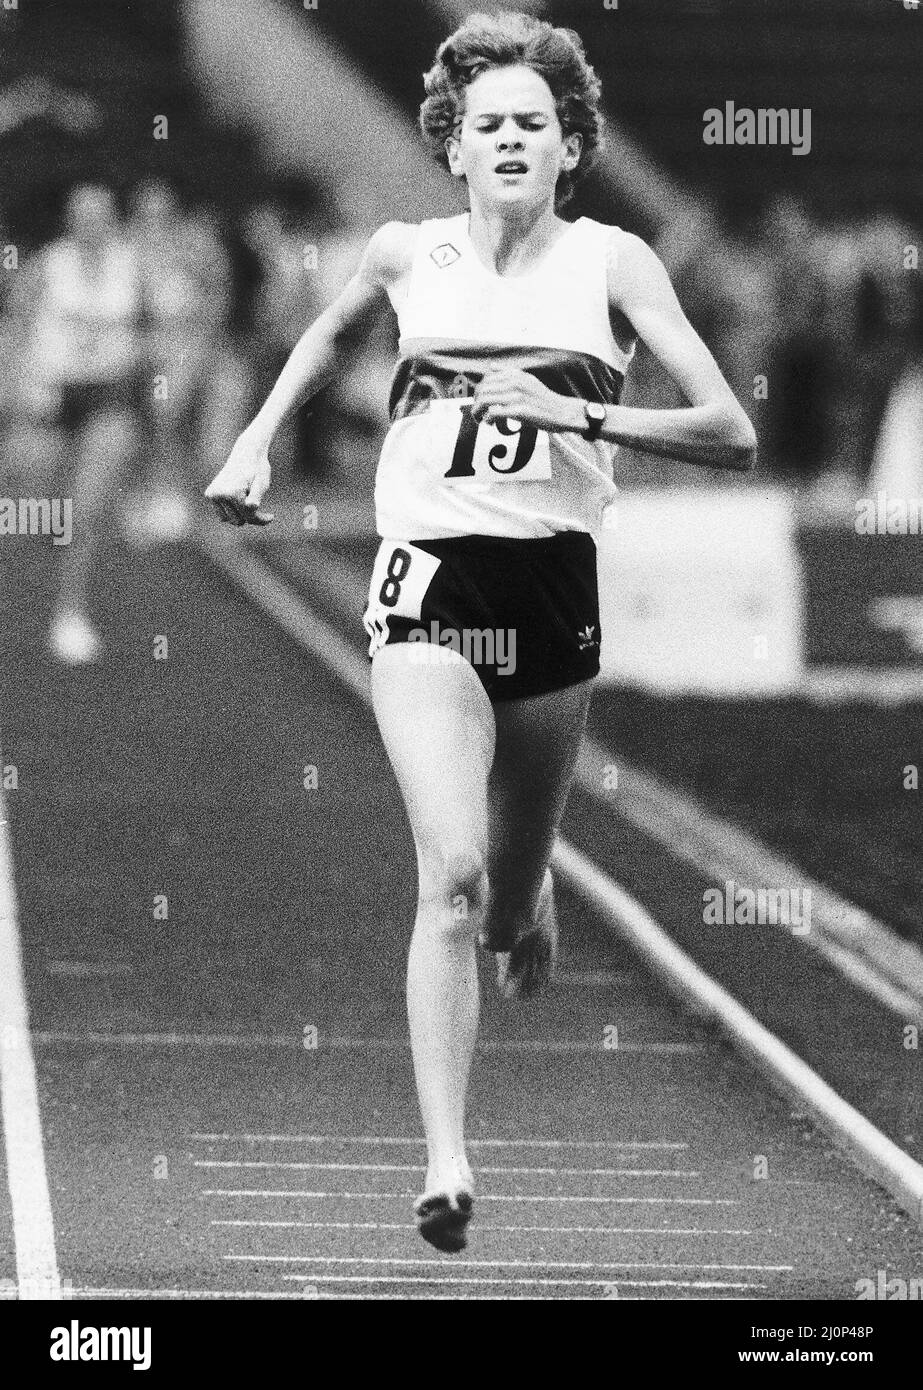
446, 66, 580, 214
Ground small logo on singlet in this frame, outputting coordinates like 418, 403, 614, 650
577, 625, 598, 650
430, 242, 461, 268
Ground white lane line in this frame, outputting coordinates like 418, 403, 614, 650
195, 1160, 700, 1178
279, 1273, 763, 1289
307, 1293, 596, 1300
201, 1189, 734, 1205
29, 1031, 702, 1054
45, 961, 134, 978
800, 666, 923, 705
193, 524, 923, 1230
557, 969, 624, 985
191, 1133, 688, 1149
50, 1287, 579, 1300
553, 839, 923, 1231
53, 1282, 753, 1297
60, 1287, 318, 1301
212, 1220, 751, 1234
229, 1254, 791, 1271
280, 1284, 745, 1295
0, 783, 61, 1300
575, 738, 923, 1023
266, 529, 923, 1021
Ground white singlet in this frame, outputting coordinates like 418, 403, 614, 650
376, 212, 635, 541
31, 238, 141, 386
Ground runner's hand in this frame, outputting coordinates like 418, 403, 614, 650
471, 367, 576, 432
204, 431, 274, 527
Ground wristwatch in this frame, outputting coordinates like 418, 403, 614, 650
582, 400, 606, 440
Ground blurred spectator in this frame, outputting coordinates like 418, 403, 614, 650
757, 192, 835, 481
309, 225, 397, 491
868, 285, 923, 502
649, 191, 923, 490
240, 195, 322, 480
848, 210, 919, 482
127, 179, 234, 529
243, 197, 320, 360
22, 182, 142, 662
668, 202, 776, 448
0, 75, 101, 140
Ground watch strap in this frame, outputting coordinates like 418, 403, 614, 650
583, 401, 605, 441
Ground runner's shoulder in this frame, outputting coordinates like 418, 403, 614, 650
600, 225, 671, 308
600, 225, 658, 277
361, 221, 417, 291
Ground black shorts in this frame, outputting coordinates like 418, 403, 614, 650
363, 531, 601, 703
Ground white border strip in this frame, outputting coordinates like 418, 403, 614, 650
552, 838, 923, 1229
799, 667, 923, 704
575, 739, 923, 1020
191, 525, 923, 1230
0, 780, 61, 1299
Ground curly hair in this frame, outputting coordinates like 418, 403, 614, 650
419, 11, 604, 210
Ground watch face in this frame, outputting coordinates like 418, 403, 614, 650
586, 402, 606, 423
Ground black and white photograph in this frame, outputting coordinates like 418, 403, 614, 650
0, 0, 922, 1346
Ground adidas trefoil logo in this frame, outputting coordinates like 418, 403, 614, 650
577, 624, 598, 650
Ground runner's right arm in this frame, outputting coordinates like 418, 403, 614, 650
205, 222, 413, 527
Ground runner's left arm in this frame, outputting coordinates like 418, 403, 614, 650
591, 229, 756, 469
471, 229, 757, 471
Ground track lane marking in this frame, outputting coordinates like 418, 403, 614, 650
30, 1031, 702, 1054
201, 1189, 735, 1205
575, 737, 923, 1022
195, 1160, 700, 1177
278, 1273, 763, 1288
227, 1255, 792, 1271
191, 1133, 688, 1149
554, 838, 923, 1230
0, 787, 61, 1299
211, 1219, 751, 1234
45, 1280, 759, 1295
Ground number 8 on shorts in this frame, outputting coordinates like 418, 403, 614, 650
363, 541, 442, 655
378, 548, 412, 606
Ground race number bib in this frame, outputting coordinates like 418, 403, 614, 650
427, 399, 552, 484
363, 541, 442, 655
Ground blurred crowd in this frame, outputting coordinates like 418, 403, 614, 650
1, 174, 921, 513
3, 169, 921, 663
0, 176, 394, 507
0, 172, 397, 662
646, 191, 923, 494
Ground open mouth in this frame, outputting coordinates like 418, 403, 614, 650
495, 161, 528, 175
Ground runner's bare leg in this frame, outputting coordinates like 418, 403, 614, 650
371, 642, 496, 1199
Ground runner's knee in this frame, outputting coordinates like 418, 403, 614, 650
418, 844, 489, 933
